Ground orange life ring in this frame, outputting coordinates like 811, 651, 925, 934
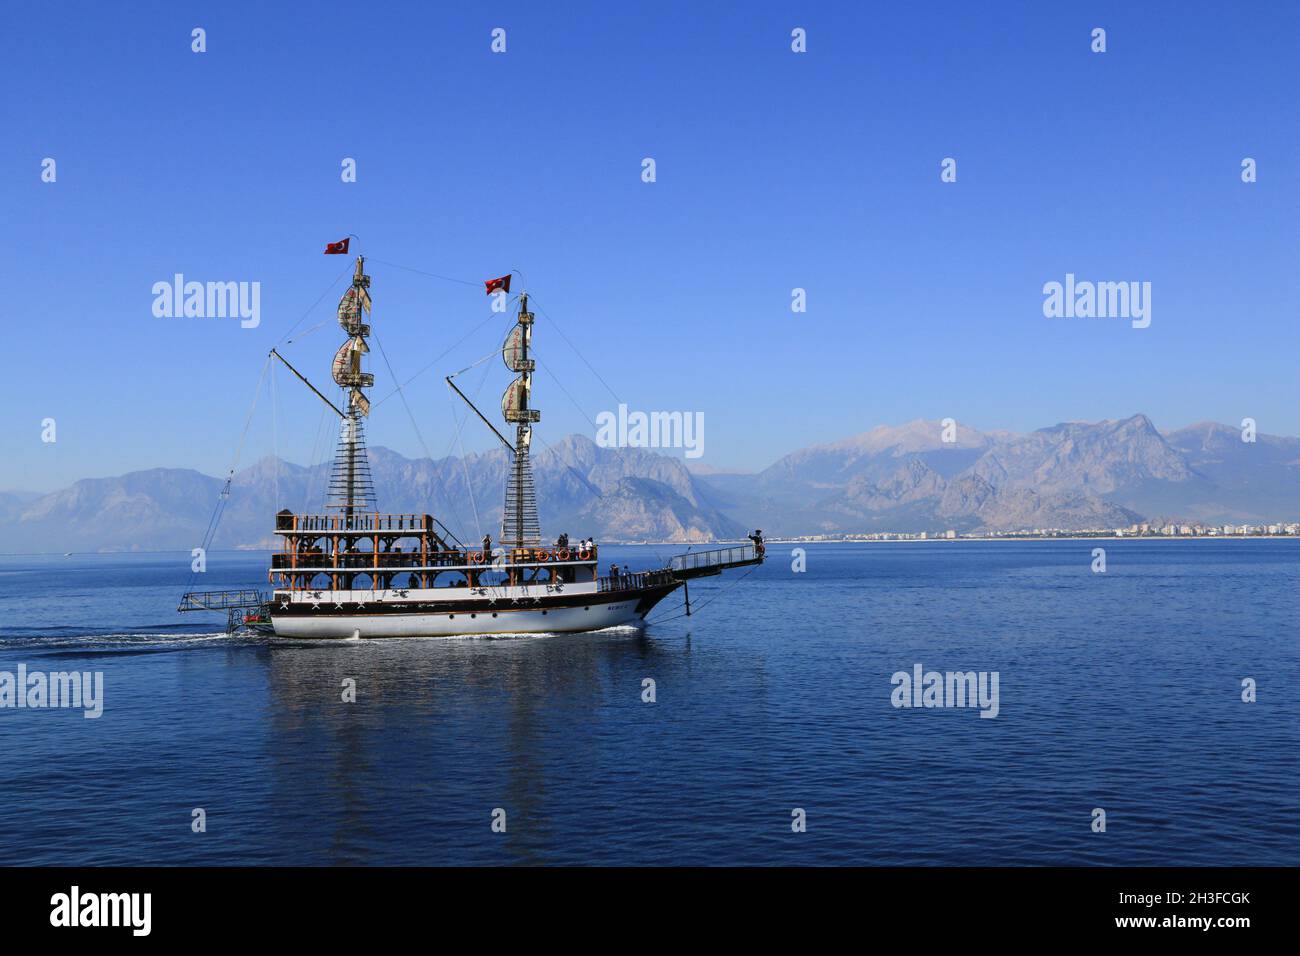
470, 551, 483, 563
578, 547, 591, 560
536, 549, 551, 562
557, 548, 570, 561
268, 569, 274, 584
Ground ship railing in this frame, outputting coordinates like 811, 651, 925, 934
272, 550, 468, 570
178, 588, 268, 612
275, 512, 434, 534
498, 545, 596, 562
597, 569, 675, 593
334, 371, 375, 388
432, 517, 464, 550
668, 545, 757, 574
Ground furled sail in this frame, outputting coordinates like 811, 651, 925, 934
331, 339, 352, 383
337, 287, 369, 332
503, 325, 530, 371
332, 336, 369, 385
350, 388, 370, 417
501, 377, 528, 418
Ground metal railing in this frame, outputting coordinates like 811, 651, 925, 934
432, 517, 464, 550
178, 589, 267, 612
504, 545, 597, 563
668, 545, 757, 574
276, 512, 433, 533
272, 550, 465, 570
597, 569, 675, 593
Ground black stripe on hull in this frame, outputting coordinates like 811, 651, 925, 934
272, 583, 682, 619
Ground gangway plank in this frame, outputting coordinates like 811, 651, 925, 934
667, 545, 763, 581
178, 589, 268, 613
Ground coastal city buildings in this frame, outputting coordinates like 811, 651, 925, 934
774, 523, 1300, 543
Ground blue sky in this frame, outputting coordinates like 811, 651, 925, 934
5, 1, 1298, 491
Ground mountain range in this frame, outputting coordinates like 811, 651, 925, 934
3, 415, 1299, 552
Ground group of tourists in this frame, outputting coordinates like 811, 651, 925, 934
556, 532, 594, 553
474, 533, 595, 562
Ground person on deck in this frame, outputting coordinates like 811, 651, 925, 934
610, 563, 620, 587
482, 534, 491, 560
748, 529, 765, 556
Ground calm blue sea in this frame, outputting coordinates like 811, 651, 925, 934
0, 540, 1296, 866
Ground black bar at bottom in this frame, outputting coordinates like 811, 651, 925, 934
0, 866, 1283, 941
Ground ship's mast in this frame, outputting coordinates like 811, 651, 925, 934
501, 292, 541, 550
328, 255, 376, 520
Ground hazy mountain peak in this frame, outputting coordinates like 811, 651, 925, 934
7, 416, 1300, 552
823, 418, 991, 454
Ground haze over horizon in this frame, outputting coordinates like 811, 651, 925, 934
0, 412, 1283, 493
6, 2, 1297, 492
6, 412, 1300, 554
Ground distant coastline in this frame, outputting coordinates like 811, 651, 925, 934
2, 528, 1300, 556
766, 534, 1297, 544
767, 524, 1300, 544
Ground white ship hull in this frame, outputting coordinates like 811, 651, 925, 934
266, 579, 668, 638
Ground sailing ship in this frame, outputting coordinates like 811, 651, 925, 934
180, 251, 763, 638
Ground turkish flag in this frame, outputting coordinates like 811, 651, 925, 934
484, 274, 511, 295
324, 238, 350, 255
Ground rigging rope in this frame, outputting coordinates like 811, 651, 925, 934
447, 345, 506, 381
644, 566, 759, 627
527, 295, 623, 406
371, 310, 503, 409
270, 359, 280, 512
282, 316, 333, 346
372, 327, 475, 544
368, 257, 482, 289
274, 265, 353, 347
447, 384, 484, 543
182, 353, 272, 596
527, 354, 668, 565
533, 355, 598, 431
371, 329, 437, 464
302, 402, 332, 514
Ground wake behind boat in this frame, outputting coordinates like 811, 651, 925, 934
179, 249, 764, 638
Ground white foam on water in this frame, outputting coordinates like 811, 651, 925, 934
0, 630, 234, 650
